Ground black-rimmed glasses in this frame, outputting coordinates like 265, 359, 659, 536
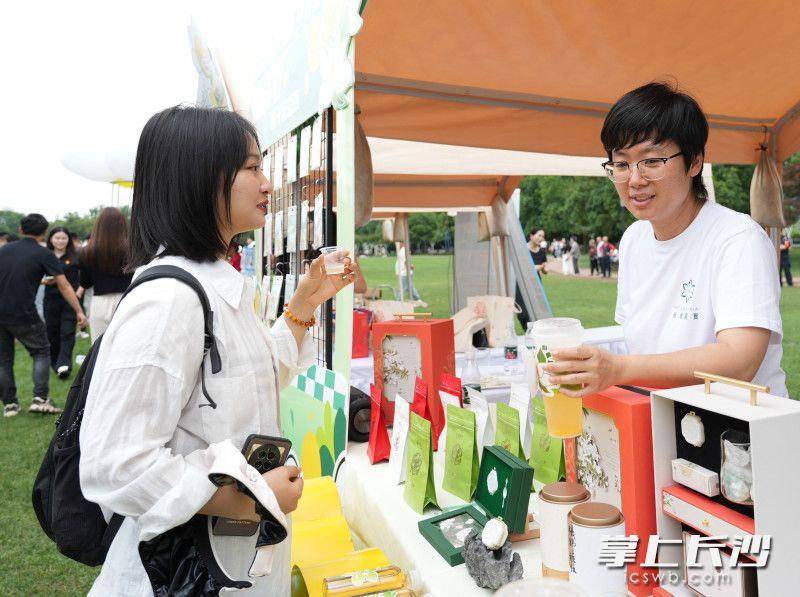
602, 152, 683, 183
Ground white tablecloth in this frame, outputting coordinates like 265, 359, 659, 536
349, 325, 628, 398
339, 442, 543, 597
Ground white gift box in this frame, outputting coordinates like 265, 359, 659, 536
672, 457, 720, 497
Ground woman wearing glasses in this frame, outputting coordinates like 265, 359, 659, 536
545, 82, 787, 397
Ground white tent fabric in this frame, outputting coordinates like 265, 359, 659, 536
366, 137, 716, 203
368, 137, 605, 176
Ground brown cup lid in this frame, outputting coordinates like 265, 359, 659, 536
569, 502, 623, 527
539, 482, 590, 504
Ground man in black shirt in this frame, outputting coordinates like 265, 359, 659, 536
0, 214, 87, 417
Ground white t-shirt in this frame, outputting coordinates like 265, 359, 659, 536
615, 201, 787, 397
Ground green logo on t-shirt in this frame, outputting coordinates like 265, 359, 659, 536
681, 279, 696, 304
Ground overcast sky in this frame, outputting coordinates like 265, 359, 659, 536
0, 1, 246, 220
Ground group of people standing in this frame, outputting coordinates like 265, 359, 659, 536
588, 236, 615, 277
526, 229, 616, 278
0, 207, 132, 417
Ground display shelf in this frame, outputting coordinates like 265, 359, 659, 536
661, 485, 755, 560
651, 383, 800, 595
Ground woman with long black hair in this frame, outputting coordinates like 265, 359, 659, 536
79, 207, 133, 342
79, 106, 354, 595
43, 226, 80, 378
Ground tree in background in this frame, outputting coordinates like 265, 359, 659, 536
355, 212, 455, 254
0, 205, 130, 238
519, 175, 634, 244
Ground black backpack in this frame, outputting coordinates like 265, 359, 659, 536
31, 265, 222, 566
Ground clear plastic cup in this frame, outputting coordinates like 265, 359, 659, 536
531, 317, 585, 438
320, 246, 346, 275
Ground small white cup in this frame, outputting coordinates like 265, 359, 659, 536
320, 246, 346, 274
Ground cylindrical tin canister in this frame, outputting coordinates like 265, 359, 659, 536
538, 482, 590, 578
568, 502, 627, 594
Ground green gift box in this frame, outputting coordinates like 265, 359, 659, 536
419, 445, 534, 565
474, 445, 534, 534
418, 506, 490, 566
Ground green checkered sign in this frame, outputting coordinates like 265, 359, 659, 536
293, 365, 348, 410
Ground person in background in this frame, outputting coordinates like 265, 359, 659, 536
395, 241, 421, 300
0, 232, 14, 247
241, 237, 256, 277
69, 231, 83, 252
0, 214, 87, 417
79, 207, 133, 343
528, 229, 548, 274
606, 236, 617, 276
44, 227, 81, 379
569, 235, 581, 275
780, 232, 793, 287
598, 235, 610, 277
588, 238, 598, 276
560, 237, 572, 275
227, 240, 242, 271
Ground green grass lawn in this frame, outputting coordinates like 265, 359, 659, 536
0, 335, 98, 595
2, 252, 798, 594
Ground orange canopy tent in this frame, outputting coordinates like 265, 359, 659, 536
354, 1, 800, 165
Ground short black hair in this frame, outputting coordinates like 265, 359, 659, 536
128, 105, 260, 269
20, 213, 49, 236
601, 81, 708, 201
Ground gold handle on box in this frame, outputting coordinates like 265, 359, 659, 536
694, 371, 769, 407
394, 312, 432, 321
701, 518, 710, 527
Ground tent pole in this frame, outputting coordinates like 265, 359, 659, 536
491, 236, 503, 297
403, 215, 413, 302
500, 235, 510, 297
395, 240, 405, 301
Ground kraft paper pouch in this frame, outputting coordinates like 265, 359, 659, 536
468, 387, 495, 460
442, 405, 479, 501
388, 393, 411, 484
494, 402, 522, 458
509, 383, 534, 460
530, 395, 565, 491
403, 413, 439, 514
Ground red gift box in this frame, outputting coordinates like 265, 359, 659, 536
372, 313, 455, 430
352, 308, 371, 358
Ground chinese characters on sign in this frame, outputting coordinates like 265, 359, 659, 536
597, 534, 771, 569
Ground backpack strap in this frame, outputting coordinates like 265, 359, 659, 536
119, 265, 222, 408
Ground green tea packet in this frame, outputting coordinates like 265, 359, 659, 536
403, 412, 439, 514
530, 395, 565, 491
494, 402, 523, 458
442, 404, 479, 501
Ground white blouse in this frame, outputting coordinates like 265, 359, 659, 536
79, 255, 314, 596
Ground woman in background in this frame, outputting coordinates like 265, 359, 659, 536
79, 207, 133, 342
43, 226, 80, 378
227, 239, 242, 271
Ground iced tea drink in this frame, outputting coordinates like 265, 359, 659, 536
531, 318, 585, 438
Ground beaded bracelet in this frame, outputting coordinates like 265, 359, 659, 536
284, 306, 316, 328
